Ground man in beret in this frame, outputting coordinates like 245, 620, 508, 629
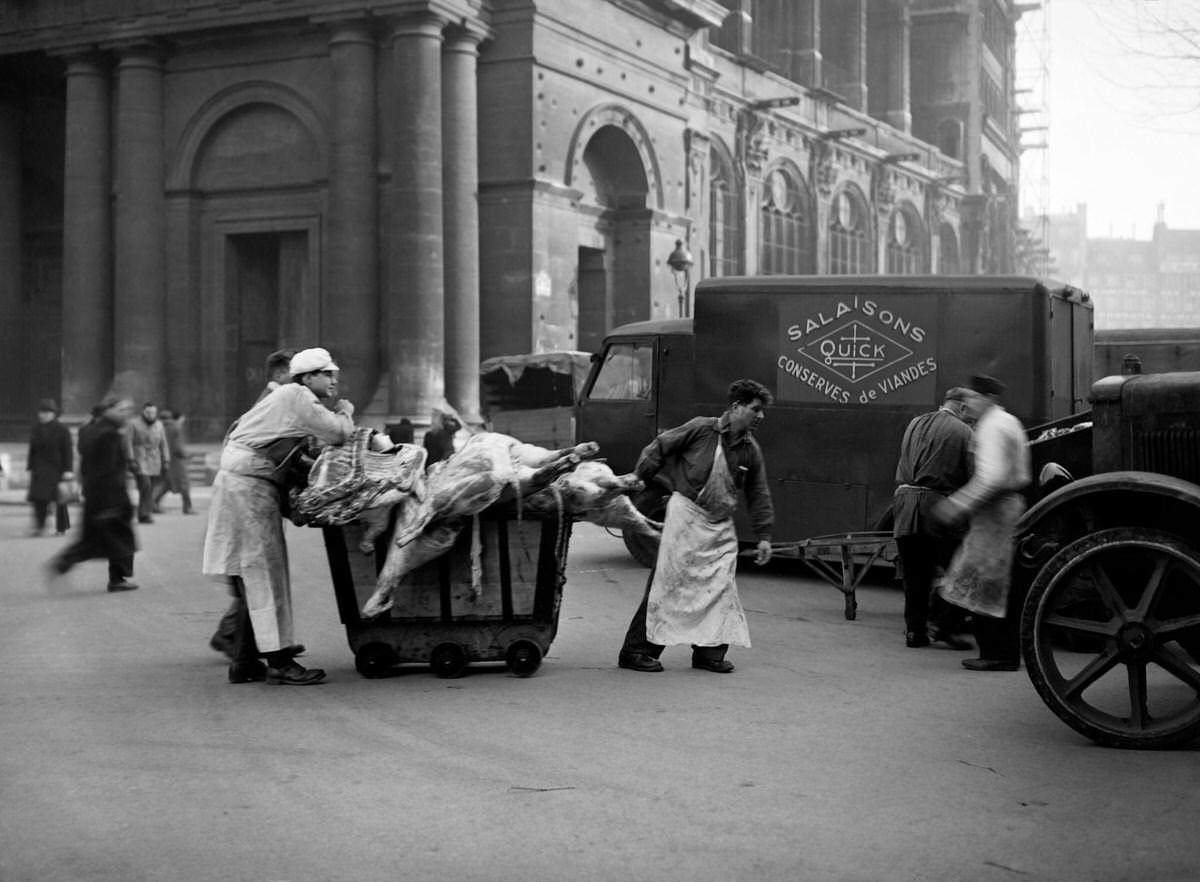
933, 374, 1032, 671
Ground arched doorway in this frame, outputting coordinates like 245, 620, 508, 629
567, 107, 658, 353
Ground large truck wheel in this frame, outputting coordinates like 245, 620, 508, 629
623, 486, 667, 568
1020, 527, 1200, 749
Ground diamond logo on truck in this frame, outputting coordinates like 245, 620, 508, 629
798, 320, 914, 383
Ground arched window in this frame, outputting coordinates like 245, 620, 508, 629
709, 145, 741, 277
938, 223, 961, 274
759, 167, 813, 274
829, 187, 872, 274
885, 204, 926, 274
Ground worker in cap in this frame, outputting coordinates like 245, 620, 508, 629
933, 374, 1032, 671
202, 346, 355, 686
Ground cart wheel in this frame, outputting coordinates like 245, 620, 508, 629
355, 642, 399, 679
505, 640, 543, 677
429, 643, 468, 679
1020, 527, 1200, 749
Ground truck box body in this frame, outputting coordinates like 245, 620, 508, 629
577, 275, 1092, 544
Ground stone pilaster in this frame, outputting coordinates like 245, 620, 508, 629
0, 90, 20, 392
442, 25, 483, 424
327, 19, 379, 409
884, 2, 912, 133
60, 53, 112, 419
388, 12, 445, 424
113, 42, 165, 404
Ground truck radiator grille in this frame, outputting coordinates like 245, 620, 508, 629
1134, 429, 1200, 484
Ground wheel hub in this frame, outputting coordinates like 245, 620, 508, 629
1116, 621, 1155, 658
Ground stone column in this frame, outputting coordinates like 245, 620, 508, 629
794, 0, 821, 89
113, 42, 166, 404
0, 89, 20, 396
844, 0, 868, 112
442, 25, 483, 424
60, 53, 112, 418
388, 13, 445, 424
884, 2, 912, 133
327, 19, 379, 410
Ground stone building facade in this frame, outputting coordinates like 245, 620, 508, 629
0, 0, 1022, 439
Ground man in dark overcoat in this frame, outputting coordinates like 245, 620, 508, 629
26, 398, 73, 536
48, 397, 139, 592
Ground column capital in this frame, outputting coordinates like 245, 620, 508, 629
444, 21, 491, 50
110, 39, 165, 69
386, 9, 449, 41
318, 15, 378, 46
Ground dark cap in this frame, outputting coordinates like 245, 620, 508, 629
37, 398, 58, 414
968, 374, 1006, 397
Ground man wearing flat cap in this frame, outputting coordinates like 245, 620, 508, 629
933, 374, 1032, 671
202, 346, 355, 685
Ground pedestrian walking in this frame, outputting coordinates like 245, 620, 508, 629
618, 378, 774, 674
26, 398, 73, 537
48, 397, 139, 592
892, 387, 974, 649
127, 402, 170, 524
423, 404, 463, 469
151, 408, 195, 515
933, 374, 1032, 671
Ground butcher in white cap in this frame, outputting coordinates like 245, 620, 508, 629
202, 346, 356, 686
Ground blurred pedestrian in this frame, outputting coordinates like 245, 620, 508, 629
152, 408, 194, 515
26, 398, 73, 537
48, 397, 139, 592
933, 374, 1032, 671
127, 402, 170, 524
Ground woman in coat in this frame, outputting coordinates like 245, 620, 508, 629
27, 398, 73, 537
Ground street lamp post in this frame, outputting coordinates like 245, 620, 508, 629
667, 239, 693, 318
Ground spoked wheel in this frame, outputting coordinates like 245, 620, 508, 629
1021, 527, 1200, 749
505, 640, 543, 677
354, 642, 400, 679
429, 643, 468, 679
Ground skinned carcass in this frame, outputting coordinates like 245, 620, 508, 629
522, 460, 662, 538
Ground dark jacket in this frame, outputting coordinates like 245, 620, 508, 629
634, 414, 774, 542
72, 415, 137, 560
27, 419, 73, 503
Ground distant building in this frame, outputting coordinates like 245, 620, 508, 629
0, 0, 1026, 440
1044, 204, 1200, 330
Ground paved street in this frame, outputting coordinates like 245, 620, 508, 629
1, 487, 1198, 882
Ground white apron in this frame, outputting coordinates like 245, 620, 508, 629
202, 443, 293, 652
646, 444, 751, 648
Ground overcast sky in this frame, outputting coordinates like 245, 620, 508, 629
1025, 0, 1200, 238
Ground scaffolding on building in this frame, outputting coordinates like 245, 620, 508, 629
1015, 0, 1052, 275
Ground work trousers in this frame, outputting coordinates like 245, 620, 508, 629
32, 499, 70, 534
135, 473, 161, 520
621, 568, 728, 663
973, 573, 1029, 664
896, 533, 968, 635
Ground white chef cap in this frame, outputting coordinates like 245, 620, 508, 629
289, 347, 339, 376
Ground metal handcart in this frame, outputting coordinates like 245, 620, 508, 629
324, 501, 572, 679
767, 531, 897, 620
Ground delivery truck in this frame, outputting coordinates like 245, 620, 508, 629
576, 275, 1094, 568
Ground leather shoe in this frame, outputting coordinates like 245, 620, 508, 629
228, 660, 267, 683
260, 643, 306, 660
266, 662, 326, 685
692, 657, 735, 673
106, 580, 139, 592
961, 658, 1019, 672
905, 631, 931, 648
618, 652, 663, 672
931, 628, 973, 650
